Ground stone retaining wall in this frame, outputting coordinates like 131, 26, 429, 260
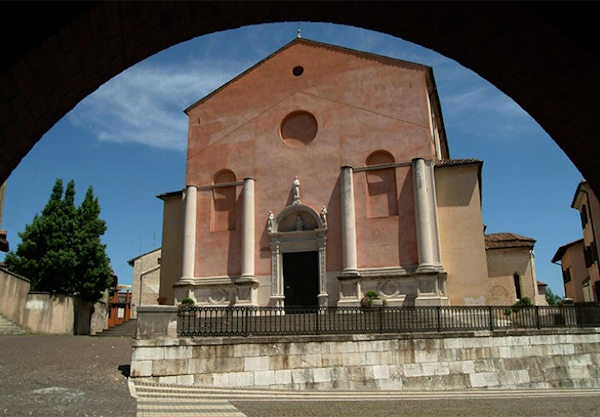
131, 307, 600, 390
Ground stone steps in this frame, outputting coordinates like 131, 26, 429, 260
132, 382, 600, 400
95, 319, 137, 337
0, 314, 29, 335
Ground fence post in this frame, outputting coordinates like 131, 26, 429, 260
316, 307, 320, 335
488, 306, 494, 331
436, 307, 441, 332
535, 306, 541, 329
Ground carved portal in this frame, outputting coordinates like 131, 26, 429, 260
269, 203, 328, 307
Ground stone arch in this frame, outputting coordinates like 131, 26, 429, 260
3, 3, 600, 197
272, 204, 326, 233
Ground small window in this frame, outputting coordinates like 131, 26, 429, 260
292, 66, 304, 76
562, 267, 571, 284
580, 204, 589, 228
513, 273, 522, 299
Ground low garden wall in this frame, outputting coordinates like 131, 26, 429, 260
131, 306, 600, 390
0, 268, 107, 335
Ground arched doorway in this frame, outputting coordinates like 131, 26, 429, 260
268, 204, 328, 308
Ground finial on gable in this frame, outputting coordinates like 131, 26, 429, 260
297, 29, 301, 39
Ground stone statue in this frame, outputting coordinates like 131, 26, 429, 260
268, 211, 274, 232
320, 205, 328, 227
292, 176, 300, 204
296, 215, 304, 231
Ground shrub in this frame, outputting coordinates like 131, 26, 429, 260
180, 297, 195, 306
511, 297, 532, 312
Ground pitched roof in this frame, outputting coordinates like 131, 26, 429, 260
484, 233, 536, 250
551, 238, 584, 263
127, 247, 161, 266
156, 190, 183, 200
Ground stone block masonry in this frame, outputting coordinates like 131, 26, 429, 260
130, 328, 600, 391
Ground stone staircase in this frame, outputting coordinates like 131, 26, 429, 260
0, 314, 29, 335
95, 319, 137, 338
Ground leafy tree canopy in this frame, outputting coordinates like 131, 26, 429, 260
4, 179, 114, 301
545, 287, 563, 306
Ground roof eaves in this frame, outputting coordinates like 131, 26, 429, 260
157, 190, 183, 200
127, 247, 162, 266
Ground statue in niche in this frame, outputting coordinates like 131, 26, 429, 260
320, 205, 328, 228
296, 215, 304, 231
267, 211, 274, 232
292, 176, 300, 204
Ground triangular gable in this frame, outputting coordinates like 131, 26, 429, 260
183, 37, 448, 159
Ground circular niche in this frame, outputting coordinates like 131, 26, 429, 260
280, 111, 318, 148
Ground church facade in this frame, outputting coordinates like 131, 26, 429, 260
157, 38, 530, 308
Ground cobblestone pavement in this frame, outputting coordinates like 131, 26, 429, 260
0, 334, 135, 416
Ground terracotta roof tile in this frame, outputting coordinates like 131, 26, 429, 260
435, 159, 481, 167
484, 232, 536, 249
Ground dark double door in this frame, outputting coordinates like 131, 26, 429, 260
282, 251, 319, 307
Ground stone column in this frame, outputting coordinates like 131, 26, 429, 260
180, 185, 197, 284
341, 166, 358, 275
240, 178, 255, 279
412, 158, 436, 269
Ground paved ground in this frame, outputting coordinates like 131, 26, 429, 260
0, 334, 135, 416
2, 334, 600, 416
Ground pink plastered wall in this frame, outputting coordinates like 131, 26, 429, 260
185, 41, 434, 278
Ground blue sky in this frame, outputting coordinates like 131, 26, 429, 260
0, 22, 583, 296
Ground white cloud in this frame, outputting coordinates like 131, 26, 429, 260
68, 60, 242, 151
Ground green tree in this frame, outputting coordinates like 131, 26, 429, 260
4, 179, 114, 301
545, 287, 563, 306
73, 186, 113, 301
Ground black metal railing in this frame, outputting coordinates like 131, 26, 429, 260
177, 304, 600, 337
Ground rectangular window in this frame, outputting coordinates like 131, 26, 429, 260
584, 245, 594, 268
580, 204, 589, 228
563, 267, 572, 284
513, 274, 522, 299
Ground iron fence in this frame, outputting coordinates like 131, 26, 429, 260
177, 304, 600, 337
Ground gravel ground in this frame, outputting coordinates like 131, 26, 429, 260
0, 334, 135, 416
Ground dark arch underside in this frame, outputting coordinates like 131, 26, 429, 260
2, 2, 599, 195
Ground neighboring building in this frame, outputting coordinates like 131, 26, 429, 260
157, 38, 537, 308
128, 248, 161, 318
552, 239, 589, 302
0, 181, 9, 252
107, 284, 132, 328
485, 233, 546, 306
564, 180, 600, 302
